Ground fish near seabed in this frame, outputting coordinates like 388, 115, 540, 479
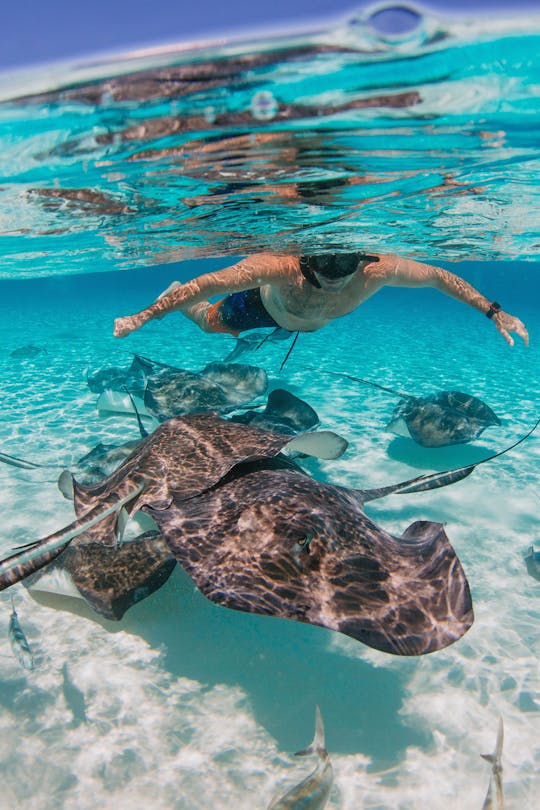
268, 707, 333, 810
481, 717, 504, 810
8, 595, 34, 670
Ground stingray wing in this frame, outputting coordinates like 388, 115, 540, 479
26, 531, 176, 619
152, 468, 473, 656
0, 415, 343, 589
60, 531, 175, 619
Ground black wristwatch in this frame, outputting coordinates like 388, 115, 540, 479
486, 301, 502, 319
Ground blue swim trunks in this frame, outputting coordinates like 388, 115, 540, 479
207, 288, 280, 336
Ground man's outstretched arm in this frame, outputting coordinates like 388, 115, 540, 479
379, 255, 529, 347
113, 254, 290, 338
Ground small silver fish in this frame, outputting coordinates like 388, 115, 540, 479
481, 775, 494, 810
481, 717, 504, 810
268, 706, 334, 810
8, 595, 34, 670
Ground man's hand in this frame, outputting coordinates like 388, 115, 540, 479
113, 313, 145, 338
493, 311, 529, 347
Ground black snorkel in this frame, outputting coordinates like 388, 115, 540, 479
299, 256, 322, 288
299, 253, 379, 288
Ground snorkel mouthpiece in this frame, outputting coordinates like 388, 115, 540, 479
300, 252, 379, 286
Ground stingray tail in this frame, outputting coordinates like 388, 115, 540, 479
361, 465, 475, 502
0, 451, 60, 470
361, 416, 540, 503
0, 484, 144, 591
302, 367, 409, 399
122, 385, 149, 438
279, 331, 300, 373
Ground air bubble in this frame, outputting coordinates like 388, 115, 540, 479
250, 90, 278, 121
365, 3, 424, 41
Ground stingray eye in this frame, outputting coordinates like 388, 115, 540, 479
296, 534, 311, 551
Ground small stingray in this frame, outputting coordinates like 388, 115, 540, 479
524, 544, 540, 581
230, 389, 319, 435
9, 345, 47, 360
86, 355, 149, 396
68, 439, 143, 486
1, 415, 537, 654
143, 359, 267, 420
91, 354, 268, 421
223, 327, 293, 363
25, 530, 176, 620
312, 370, 501, 448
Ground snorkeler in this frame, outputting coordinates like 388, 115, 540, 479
113, 253, 529, 347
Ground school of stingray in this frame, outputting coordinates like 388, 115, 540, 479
1, 338, 536, 807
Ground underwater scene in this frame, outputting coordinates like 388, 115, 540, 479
0, 4, 539, 808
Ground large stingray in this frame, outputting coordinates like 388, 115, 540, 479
93, 355, 268, 421
2, 413, 536, 653
313, 370, 501, 448
0, 412, 479, 655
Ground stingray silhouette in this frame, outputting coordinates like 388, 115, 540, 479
25, 530, 176, 620
93, 354, 268, 421
0, 413, 485, 655
230, 388, 319, 435
309, 369, 501, 448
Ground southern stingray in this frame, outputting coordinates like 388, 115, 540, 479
0, 387, 318, 484
92, 354, 268, 421
230, 388, 319, 435
222, 327, 293, 363
312, 369, 501, 448
24, 529, 177, 621
9, 345, 47, 360
4, 411, 535, 657
2, 389, 319, 619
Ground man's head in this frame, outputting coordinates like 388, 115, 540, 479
300, 252, 378, 291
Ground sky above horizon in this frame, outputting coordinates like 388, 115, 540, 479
1, 0, 537, 71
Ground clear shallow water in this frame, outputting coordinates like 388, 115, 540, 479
0, 6, 539, 810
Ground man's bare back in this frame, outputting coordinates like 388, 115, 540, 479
113, 252, 528, 347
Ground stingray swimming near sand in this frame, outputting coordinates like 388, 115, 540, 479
230, 388, 319, 435
222, 327, 294, 363
2, 413, 537, 655
311, 369, 501, 448
10, 390, 319, 618
93, 354, 268, 421
9, 344, 47, 360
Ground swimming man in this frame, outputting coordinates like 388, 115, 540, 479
113, 253, 529, 347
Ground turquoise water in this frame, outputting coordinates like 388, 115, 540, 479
0, 7, 539, 809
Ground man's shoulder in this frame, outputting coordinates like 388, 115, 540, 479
231, 253, 298, 285
361, 253, 397, 281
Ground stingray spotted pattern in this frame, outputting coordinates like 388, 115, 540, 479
0, 414, 473, 656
